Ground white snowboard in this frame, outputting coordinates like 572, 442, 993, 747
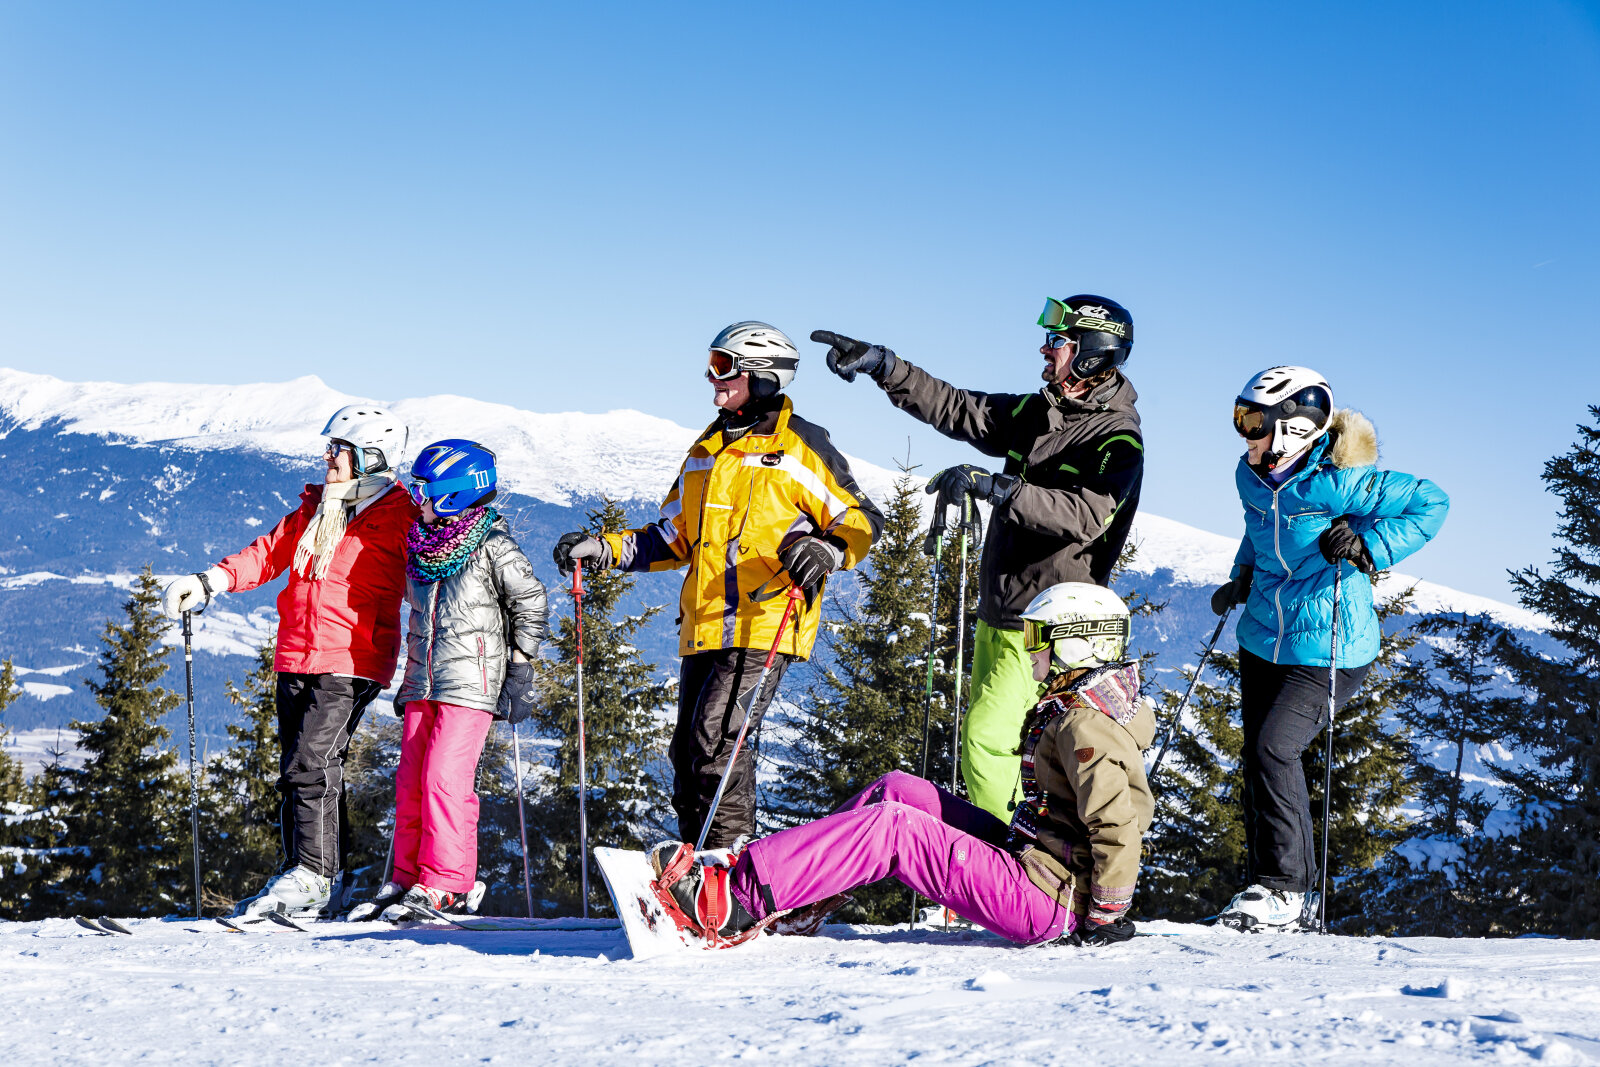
593, 846, 698, 960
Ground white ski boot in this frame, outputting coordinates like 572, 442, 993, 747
346, 881, 408, 921
1216, 884, 1308, 932
234, 865, 331, 920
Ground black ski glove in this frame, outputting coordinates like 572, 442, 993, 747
1210, 565, 1253, 615
925, 464, 1019, 511
497, 660, 538, 725
553, 531, 612, 577
1319, 517, 1376, 575
1071, 916, 1137, 947
811, 330, 898, 384
779, 536, 844, 603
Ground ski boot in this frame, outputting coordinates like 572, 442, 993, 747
1216, 884, 1308, 932
234, 865, 331, 921
380, 881, 483, 922
648, 840, 760, 946
346, 881, 408, 921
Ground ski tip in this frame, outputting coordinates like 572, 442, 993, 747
266, 912, 309, 932
74, 915, 111, 935
96, 917, 134, 935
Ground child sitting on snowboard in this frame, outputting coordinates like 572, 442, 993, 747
352, 439, 548, 922
648, 581, 1154, 947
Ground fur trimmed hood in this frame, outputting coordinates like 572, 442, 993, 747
1327, 408, 1377, 469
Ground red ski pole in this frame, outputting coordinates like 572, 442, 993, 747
694, 586, 804, 852
572, 561, 590, 919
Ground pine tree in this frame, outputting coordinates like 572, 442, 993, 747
1141, 651, 1248, 920
526, 497, 674, 917
1351, 612, 1514, 936
765, 475, 984, 922
43, 568, 185, 916
201, 641, 284, 911
0, 659, 62, 918
1490, 407, 1600, 938
0, 660, 26, 804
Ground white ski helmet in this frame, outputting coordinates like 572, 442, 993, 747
1233, 366, 1333, 470
708, 321, 800, 399
321, 403, 408, 476
1019, 582, 1132, 673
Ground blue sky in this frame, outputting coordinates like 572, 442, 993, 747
2, 1, 1597, 602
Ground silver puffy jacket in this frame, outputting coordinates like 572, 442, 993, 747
394, 516, 548, 715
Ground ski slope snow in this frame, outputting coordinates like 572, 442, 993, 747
3, 917, 1597, 1064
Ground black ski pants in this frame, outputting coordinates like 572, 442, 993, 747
1238, 649, 1372, 894
671, 647, 792, 850
275, 672, 383, 879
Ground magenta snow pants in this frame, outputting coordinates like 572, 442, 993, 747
392, 700, 495, 893
734, 771, 1073, 944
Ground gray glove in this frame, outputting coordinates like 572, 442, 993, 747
554, 532, 612, 577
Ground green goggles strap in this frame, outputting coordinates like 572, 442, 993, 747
1038, 299, 1132, 341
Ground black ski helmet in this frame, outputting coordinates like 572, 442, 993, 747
1038, 294, 1134, 380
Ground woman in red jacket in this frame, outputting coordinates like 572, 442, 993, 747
164, 404, 417, 919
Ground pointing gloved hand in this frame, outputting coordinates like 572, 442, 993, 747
779, 536, 844, 604
1070, 916, 1137, 947
162, 568, 229, 619
553, 532, 613, 577
1210, 565, 1253, 616
811, 330, 898, 384
925, 464, 1019, 511
1318, 517, 1376, 575
497, 659, 538, 725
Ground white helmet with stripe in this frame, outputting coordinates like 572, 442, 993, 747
1019, 582, 1132, 673
709, 321, 800, 399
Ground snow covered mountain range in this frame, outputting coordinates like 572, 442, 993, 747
0, 368, 1543, 752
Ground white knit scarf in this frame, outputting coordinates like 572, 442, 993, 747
293, 475, 393, 579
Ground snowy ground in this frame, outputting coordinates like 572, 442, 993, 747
3, 918, 1597, 1065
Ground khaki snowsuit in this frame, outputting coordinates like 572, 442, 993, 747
1008, 662, 1155, 926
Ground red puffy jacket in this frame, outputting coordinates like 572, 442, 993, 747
217, 482, 418, 686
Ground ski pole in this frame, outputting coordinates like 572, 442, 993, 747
182, 610, 202, 919
909, 501, 949, 928
572, 561, 590, 919
1147, 607, 1233, 785
509, 720, 534, 918
695, 586, 804, 852
1319, 566, 1342, 935
949, 493, 975, 794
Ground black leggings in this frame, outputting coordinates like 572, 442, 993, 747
1238, 649, 1372, 893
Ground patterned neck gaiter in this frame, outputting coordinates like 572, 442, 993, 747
406, 507, 496, 583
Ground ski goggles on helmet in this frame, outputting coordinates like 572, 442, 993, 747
1232, 400, 1274, 440
1037, 298, 1132, 340
1022, 615, 1131, 653
706, 348, 742, 381
409, 474, 488, 505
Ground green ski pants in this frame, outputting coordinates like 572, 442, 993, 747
960, 621, 1043, 822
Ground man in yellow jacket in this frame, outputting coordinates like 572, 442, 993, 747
555, 322, 883, 848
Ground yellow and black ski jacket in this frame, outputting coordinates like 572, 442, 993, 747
602, 396, 882, 660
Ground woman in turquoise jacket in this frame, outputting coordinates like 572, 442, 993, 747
1208, 366, 1448, 931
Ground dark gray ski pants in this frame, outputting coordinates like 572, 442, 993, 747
671, 648, 792, 850
1239, 649, 1372, 893
275, 672, 383, 878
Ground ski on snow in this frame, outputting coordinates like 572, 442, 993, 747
214, 912, 310, 933
74, 916, 132, 936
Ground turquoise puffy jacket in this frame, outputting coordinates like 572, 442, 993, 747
1230, 410, 1449, 668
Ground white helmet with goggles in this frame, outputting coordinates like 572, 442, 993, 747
321, 404, 408, 476
1233, 366, 1333, 471
1020, 582, 1132, 673
707, 321, 800, 399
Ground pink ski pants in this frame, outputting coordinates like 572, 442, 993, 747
392, 700, 495, 893
734, 771, 1073, 944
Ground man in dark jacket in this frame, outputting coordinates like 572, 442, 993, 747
811, 295, 1143, 821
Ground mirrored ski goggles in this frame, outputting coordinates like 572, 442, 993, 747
408, 474, 485, 504
706, 348, 742, 381
1022, 615, 1131, 653
1233, 401, 1273, 440
1037, 298, 1132, 340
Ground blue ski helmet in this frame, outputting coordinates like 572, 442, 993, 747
410, 439, 498, 516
